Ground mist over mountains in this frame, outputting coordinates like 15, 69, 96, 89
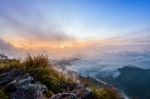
54, 47, 150, 99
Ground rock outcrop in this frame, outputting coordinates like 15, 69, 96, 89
0, 69, 48, 99
0, 69, 92, 99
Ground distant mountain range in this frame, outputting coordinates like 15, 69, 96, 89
96, 65, 150, 99
52, 56, 150, 99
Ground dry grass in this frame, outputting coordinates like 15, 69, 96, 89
92, 85, 120, 99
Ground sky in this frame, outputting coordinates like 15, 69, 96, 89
0, 0, 150, 57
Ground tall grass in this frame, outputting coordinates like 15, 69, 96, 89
22, 54, 64, 93
22, 54, 74, 94
23, 54, 50, 69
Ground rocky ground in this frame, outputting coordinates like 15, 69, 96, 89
0, 69, 92, 99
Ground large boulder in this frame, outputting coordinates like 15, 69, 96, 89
0, 69, 48, 99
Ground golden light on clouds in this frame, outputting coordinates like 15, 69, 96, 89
5, 36, 134, 56
7, 37, 87, 51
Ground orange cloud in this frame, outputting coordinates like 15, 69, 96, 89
5, 36, 135, 57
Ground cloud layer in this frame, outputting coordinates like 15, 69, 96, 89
0, 0, 72, 42
0, 38, 19, 56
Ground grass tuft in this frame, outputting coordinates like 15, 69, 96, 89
92, 85, 120, 99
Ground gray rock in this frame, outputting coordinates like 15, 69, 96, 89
0, 69, 48, 99
50, 93, 77, 99
0, 69, 24, 85
0, 69, 93, 99
12, 82, 47, 99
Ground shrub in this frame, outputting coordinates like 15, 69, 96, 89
23, 54, 50, 69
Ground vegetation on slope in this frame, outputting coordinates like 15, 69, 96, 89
0, 54, 120, 99
92, 86, 120, 99
22, 54, 69, 93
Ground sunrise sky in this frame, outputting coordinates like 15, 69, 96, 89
0, 0, 150, 56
